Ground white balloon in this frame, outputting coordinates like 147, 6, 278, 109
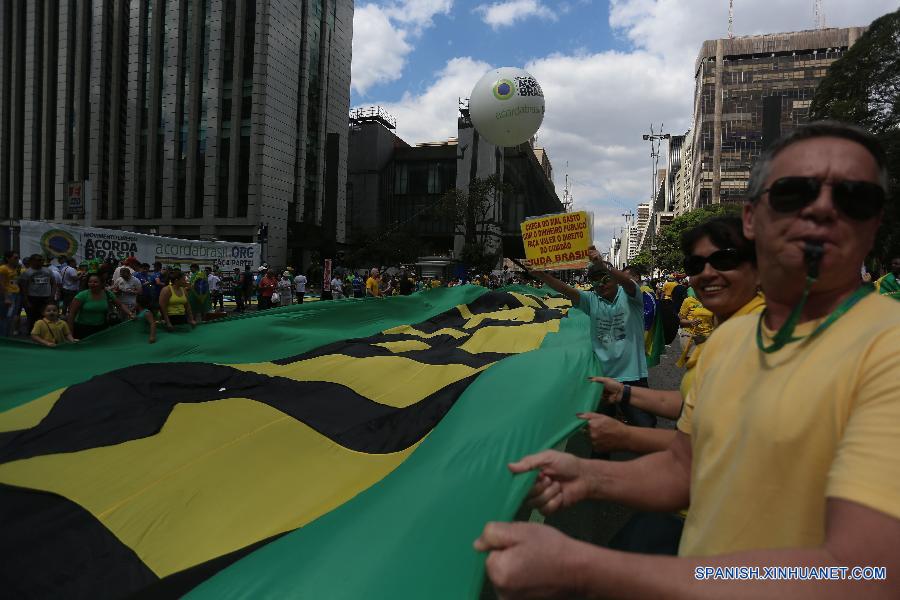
468, 67, 545, 147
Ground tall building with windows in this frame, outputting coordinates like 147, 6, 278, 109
0, 0, 353, 266
672, 128, 694, 217
347, 107, 563, 264
690, 27, 865, 208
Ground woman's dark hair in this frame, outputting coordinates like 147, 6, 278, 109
87, 273, 102, 283
3, 250, 16, 261
169, 268, 185, 282
680, 215, 755, 263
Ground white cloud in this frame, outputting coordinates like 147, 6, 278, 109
387, 0, 454, 29
352, 1, 455, 95
359, 1, 897, 243
476, 0, 558, 30
352, 5, 413, 95
380, 57, 493, 144
525, 49, 691, 242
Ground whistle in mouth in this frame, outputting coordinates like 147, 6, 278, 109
803, 241, 825, 280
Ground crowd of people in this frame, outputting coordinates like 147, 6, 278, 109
0, 247, 540, 348
474, 122, 899, 597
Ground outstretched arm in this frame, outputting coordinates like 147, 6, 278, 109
530, 270, 581, 304
477, 498, 900, 600
509, 431, 692, 516
590, 377, 685, 420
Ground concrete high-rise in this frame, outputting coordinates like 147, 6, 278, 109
0, 0, 353, 267
672, 129, 694, 217
690, 27, 865, 208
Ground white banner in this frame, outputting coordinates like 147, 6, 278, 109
19, 220, 260, 270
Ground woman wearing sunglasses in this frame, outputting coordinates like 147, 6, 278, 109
580, 215, 764, 456
575, 215, 763, 556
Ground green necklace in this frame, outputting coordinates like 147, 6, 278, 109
756, 280, 874, 353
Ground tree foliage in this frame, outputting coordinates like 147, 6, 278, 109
440, 175, 512, 272
636, 204, 742, 274
809, 9, 900, 264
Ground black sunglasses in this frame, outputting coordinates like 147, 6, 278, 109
591, 274, 612, 288
761, 176, 885, 221
683, 248, 745, 276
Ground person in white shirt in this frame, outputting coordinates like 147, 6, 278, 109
294, 272, 307, 304
277, 272, 294, 306
331, 276, 343, 299
113, 267, 142, 317
59, 258, 81, 314
49, 263, 62, 301
207, 268, 223, 311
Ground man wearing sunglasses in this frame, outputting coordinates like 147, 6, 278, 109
476, 122, 899, 598
529, 249, 655, 428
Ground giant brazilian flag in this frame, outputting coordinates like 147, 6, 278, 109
0, 285, 600, 599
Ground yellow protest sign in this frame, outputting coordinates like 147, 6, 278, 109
520, 211, 593, 270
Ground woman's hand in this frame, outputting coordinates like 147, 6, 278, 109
577, 412, 630, 454
588, 376, 624, 404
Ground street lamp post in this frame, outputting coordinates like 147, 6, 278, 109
642, 126, 670, 279
257, 222, 269, 265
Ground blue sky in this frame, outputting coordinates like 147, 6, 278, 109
352, 0, 628, 103
350, 0, 898, 245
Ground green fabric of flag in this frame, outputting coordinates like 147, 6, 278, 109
876, 272, 900, 301
0, 285, 600, 599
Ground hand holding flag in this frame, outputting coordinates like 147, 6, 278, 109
508, 450, 589, 516
474, 521, 579, 599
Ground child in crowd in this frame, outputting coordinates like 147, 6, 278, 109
30, 303, 76, 347
135, 295, 157, 344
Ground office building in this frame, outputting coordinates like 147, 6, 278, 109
664, 135, 684, 213
690, 27, 865, 208
0, 0, 353, 267
672, 128, 695, 216
347, 106, 563, 265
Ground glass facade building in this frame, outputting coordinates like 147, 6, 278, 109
0, 0, 354, 266
689, 27, 865, 208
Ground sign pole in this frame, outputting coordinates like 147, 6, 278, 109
83, 179, 93, 227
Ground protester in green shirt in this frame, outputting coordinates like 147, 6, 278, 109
67, 273, 133, 339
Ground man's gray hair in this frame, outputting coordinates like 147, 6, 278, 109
746, 121, 890, 201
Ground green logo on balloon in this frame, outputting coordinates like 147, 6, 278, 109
492, 79, 515, 101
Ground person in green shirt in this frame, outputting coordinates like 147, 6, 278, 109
67, 273, 133, 339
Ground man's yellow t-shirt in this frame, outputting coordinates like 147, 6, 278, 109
365, 277, 380, 297
677, 292, 900, 557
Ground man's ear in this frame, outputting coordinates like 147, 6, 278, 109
743, 202, 756, 241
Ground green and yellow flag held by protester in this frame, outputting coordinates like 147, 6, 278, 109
0, 286, 600, 598
189, 268, 211, 315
